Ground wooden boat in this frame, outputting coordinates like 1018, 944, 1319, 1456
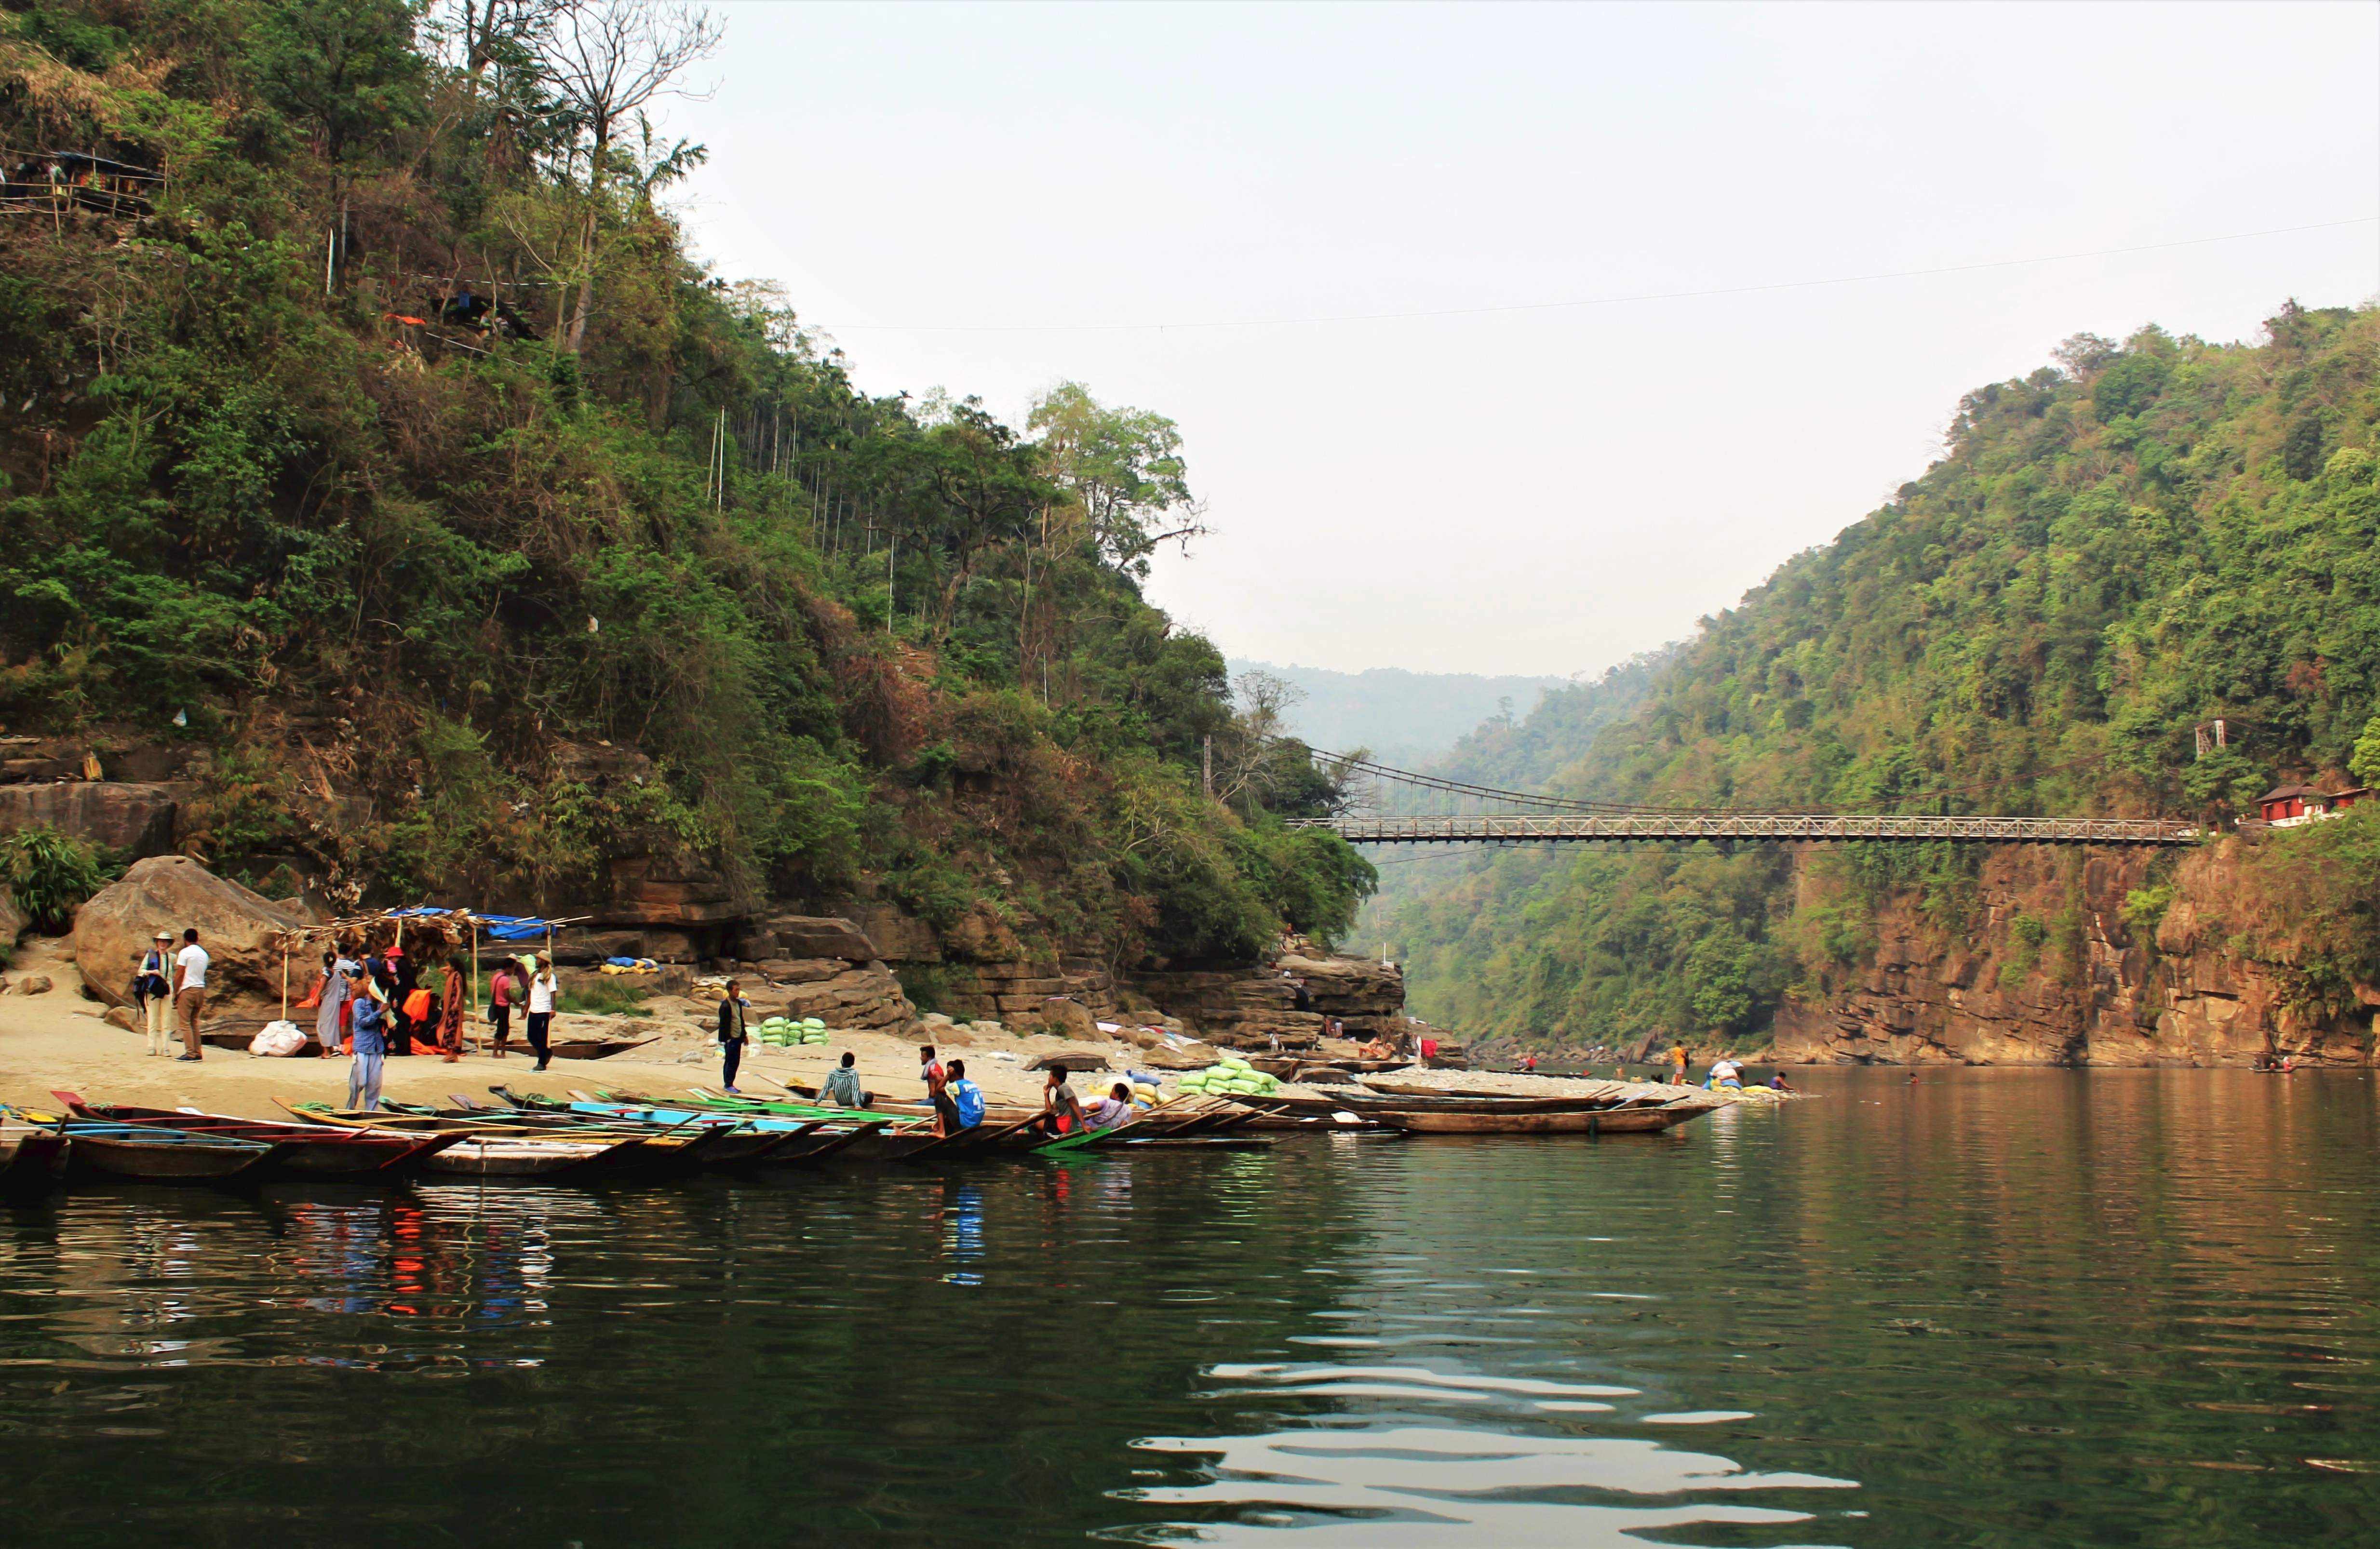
418, 1135, 649, 1178
483, 1092, 857, 1167
278, 1099, 733, 1178
1355, 1077, 1677, 1108
1119, 1134, 1277, 1151
1362, 1103, 1708, 1135
0, 1124, 71, 1201
61, 1124, 295, 1183
54, 1093, 462, 1177
1238, 1109, 1401, 1134
538, 1035, 659, 1061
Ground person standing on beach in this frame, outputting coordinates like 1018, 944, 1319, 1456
524, 955, 557, 1071
715, 979, 751, 1094
316, 943, 357, 1059
345, 965, 388, 1111
487, 957, 521, 1058
171, 927, 208, 1062
134, 931, 174, 1057
387, 947, 420, 1056
437, 954, 467, 1063
1667, 1042, 1689, 1085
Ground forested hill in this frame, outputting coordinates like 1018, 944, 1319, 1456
0, 2, 1370, 968
1391, 305, 2380, 1046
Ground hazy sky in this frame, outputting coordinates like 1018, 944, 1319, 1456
667, 1, 2380, 677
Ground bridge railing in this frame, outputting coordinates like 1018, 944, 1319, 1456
1291, 814, 2201, 846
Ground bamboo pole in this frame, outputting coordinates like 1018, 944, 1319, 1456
280, 946, 289, 1021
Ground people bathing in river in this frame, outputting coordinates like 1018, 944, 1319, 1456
947, 1059, 985, 1131
716, 978, 752, 1094
820, 1051, 871, 1108
1768, 1070, 1794, 1091
1083, 1082, 1133, 1131
346, 964, 388, 1111
1707, 1057, 1743, 1090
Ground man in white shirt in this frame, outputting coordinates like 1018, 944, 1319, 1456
171, 927, 209, 1062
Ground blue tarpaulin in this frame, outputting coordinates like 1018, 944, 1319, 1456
382, 907, 561, 941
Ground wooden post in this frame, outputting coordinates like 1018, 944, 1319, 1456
280, 945, 289, 1021
470, 925, 482, 1053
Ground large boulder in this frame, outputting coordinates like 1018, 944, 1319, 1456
763, 915, 880, 963
72, 855, 313, 1008
0, 781, 179, 858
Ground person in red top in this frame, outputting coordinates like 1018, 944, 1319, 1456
920, 1044, 955, 1135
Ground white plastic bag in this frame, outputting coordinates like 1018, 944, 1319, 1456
250, 1020, 309, 1057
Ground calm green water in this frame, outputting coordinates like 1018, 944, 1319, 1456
2, 1069, 2376, 1547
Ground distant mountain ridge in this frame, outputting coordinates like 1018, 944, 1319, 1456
1226, 660, 1572, 768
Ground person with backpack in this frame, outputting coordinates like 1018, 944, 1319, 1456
132, 931, 174, 1057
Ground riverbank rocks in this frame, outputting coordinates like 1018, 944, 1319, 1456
71, 855, 314, 1009
756, 915, 880, 963
0, 781, 180, 859
933, 959, 1120, 1023
1135, 954, 1407, 1050
1769, 843, 2377, 1067
738, 957, 915, 1032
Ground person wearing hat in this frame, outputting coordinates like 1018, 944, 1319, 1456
316, 940, 360, 1060
134, 932, 175, 1057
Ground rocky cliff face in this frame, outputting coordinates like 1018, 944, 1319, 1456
1774, 842, 2377, 1067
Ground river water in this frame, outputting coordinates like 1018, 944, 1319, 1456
2, 1069, 2375, 1547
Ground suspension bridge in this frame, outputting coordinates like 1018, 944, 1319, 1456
1281, 752, 2201, 848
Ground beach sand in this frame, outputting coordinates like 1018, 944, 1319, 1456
0, 935, 1163, 1120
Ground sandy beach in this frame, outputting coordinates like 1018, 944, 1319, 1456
0, 934, 1167, 1120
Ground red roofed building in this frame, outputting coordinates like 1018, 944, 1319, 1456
2255, 784, 2371, 828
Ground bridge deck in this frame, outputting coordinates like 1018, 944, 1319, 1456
1296, 814, 2200, 846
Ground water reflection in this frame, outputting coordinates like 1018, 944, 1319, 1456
0, 1071, 2373, 1546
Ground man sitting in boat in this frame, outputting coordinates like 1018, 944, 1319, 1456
1042, 1068, 1085, 1134
947, 1060, 985, 1131
820, 1051, 872, 1108
1083, 1082, 1133, 1131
